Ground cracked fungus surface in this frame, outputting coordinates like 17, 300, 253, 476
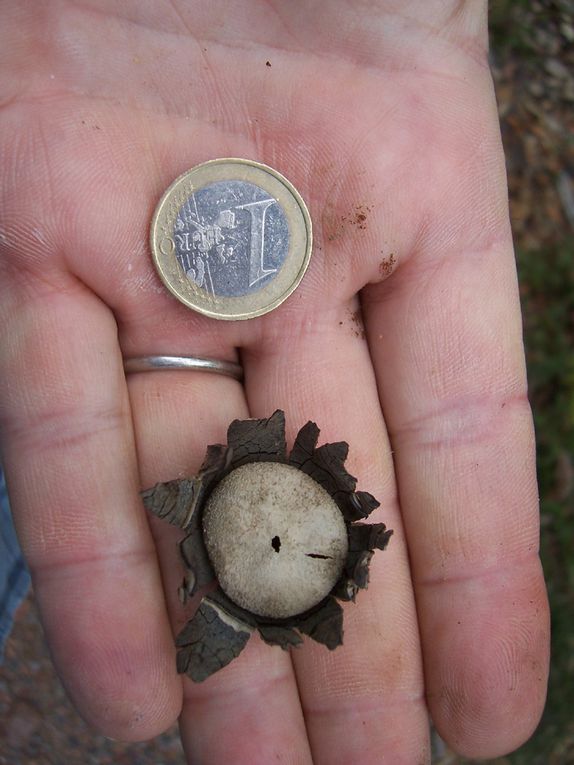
202, 462, 349, 619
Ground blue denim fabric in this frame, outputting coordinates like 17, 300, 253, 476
0, 466, 30, 661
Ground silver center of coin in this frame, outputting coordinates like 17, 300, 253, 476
150, 159, 312, 320
173, 180, 290, 298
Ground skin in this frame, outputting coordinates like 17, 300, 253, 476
0, 1, 549, 763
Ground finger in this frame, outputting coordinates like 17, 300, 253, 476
127, 366, 314, 765
241, 299, 430, 765
0, 279, 181, 740
362, 240, 550, 757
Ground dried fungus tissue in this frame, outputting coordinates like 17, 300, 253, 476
142, 410, 392, 681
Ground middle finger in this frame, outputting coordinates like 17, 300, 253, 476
242, 298, 430, 765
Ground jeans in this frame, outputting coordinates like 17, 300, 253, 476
0, 466, 30, 660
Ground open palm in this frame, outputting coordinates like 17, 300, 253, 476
0, 2, 549, 762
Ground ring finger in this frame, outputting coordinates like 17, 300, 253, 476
125, 345, 314, 765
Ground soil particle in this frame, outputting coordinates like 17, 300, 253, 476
325, 203, 373, 240
378, 253, 396, 278
342, 204, 372, 231
349, 309, 366, 340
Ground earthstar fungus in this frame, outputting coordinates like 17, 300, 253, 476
142, 410, 392, 682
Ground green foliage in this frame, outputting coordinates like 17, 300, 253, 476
489, 0, 539, 56
489, 0, 569, 58
512, 238, 574, 763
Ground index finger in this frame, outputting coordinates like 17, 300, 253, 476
362, 189, 550, 754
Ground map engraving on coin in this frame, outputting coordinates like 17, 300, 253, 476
150, 159, 312, 320
174, 180, 289, 298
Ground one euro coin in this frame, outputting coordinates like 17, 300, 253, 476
150, 158, 312, 320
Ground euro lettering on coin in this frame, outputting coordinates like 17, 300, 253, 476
150, 159, 312, 320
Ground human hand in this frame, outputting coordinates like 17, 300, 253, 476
0, 2, 549, 762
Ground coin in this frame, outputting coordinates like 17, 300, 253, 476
150, 158, 312, 320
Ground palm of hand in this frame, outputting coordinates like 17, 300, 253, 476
0, 2, 549, 763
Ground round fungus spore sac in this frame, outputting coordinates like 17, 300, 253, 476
141, 410, 393, 682
202, 462, 349, 619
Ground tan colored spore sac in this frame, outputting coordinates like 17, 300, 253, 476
202, 462, 349, 619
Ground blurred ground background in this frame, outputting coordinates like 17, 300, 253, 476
1, 1, 573, 763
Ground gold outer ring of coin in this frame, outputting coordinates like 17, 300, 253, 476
149, 158, 313, 321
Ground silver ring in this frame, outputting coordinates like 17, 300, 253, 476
124, 355, 243, 381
